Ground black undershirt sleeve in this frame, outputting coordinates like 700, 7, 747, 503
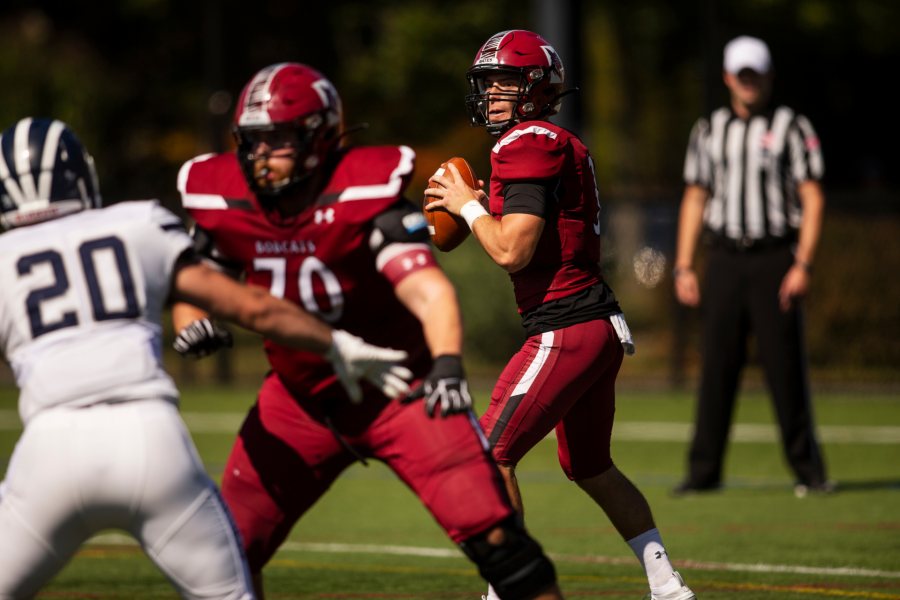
190, 224, 243, 279
502, 180, 558, 218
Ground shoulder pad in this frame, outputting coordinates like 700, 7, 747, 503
491, 123, 566, 181
372, 200, 430, 248
177, 153, 254, 212
191, 223, 216, 257
105, 200, 185, 232
323, 145, 416, 203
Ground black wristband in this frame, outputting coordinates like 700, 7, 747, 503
431, 354, 464, 378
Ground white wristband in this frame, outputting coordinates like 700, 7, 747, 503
460, 199, 489, 229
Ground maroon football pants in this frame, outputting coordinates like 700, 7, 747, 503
220, 372, 513, 572
481, 317, 624, 480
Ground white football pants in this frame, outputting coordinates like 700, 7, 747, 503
0, 399, 253, 599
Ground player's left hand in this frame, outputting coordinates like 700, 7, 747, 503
403, 354, 473, 418
327, 329, 413, 403
778, 264, 810, 312
173, 318, 233, 358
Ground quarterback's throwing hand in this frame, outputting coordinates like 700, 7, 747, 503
327, 330, 412, 403
173, 318, 233, 358
404, 355, 473, 418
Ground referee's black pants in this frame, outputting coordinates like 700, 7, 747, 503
685, 244, 828, 488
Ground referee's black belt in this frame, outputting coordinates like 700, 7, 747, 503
708, 235, 794, 253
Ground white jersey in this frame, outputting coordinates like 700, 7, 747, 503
0, 200, 190, 424
0, 200, 254, 599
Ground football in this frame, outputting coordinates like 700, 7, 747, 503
424, 156, 479, 252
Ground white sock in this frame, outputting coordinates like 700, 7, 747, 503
627, 528, 676, 589
485, 583, 501, 599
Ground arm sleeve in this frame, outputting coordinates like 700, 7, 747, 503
137, 202, 195, 297
190, 223, 243, 278
370, 199, 431, 250
788, 114, 825, 183
149, 202, 194, 273
369, 199, 438, 286
683, 118, 712, 188
502, 180, 556, 218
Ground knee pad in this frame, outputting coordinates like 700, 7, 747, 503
460, 517, 557, 600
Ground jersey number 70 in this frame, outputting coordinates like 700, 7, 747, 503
253, 255, 344, 323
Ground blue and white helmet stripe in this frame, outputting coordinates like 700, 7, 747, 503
0, 117, 101, 230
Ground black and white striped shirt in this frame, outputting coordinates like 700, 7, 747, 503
683, 105, 824, 243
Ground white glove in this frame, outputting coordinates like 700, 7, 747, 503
326, 329, 413, 403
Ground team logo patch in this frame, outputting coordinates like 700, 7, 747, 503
402, 212, 427, 234
315, 208, 335, 224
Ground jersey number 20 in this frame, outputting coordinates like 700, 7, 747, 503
17, 236, 140, 339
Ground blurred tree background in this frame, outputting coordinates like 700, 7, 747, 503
0, 0, 896, 388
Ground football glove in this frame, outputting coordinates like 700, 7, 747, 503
403, 354, 473, 418
173, 318, 233, 358
327, 329, 413, 403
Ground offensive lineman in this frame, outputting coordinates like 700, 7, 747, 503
0, 117, 412, 599
172, 63, 564, 599
424, 30, 697, 600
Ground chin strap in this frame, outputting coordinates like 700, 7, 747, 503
554, 87, 580, 103
486, 87, 582, 137
336, 122, 369, 143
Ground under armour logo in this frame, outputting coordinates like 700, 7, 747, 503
401, 253, 429, 271
315, 208, 335, 224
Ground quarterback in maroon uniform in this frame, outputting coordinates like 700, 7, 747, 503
172, 63, 563, 600
424, 31, 697, 600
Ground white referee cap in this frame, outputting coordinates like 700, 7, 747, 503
724, 36, 772, 74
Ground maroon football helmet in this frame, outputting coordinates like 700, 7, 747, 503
233, 62, 343, 196
465, 30, 566, 137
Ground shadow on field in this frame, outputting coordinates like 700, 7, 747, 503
830, 479, 900, 493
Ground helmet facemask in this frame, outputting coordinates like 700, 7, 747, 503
465, 30, 567, 137
232, 63, 344, 205
234, 109, 339, 200
466, 66, 564, 136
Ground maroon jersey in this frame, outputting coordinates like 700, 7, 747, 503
177, 145, 433, 399
489, 121, 604, 313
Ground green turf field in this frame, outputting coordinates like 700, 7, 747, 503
1, 384, 898, 599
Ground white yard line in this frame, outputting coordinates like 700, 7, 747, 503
613, 421, 900, 444
87, 533, 900, 579
3, 411, 899, 444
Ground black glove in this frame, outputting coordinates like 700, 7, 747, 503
403, 355, 472, 418
173, 318, 233, 358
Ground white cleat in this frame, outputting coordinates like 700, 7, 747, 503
644, 571, 696, 600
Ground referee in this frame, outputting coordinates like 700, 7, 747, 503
672, 35, 832, 497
